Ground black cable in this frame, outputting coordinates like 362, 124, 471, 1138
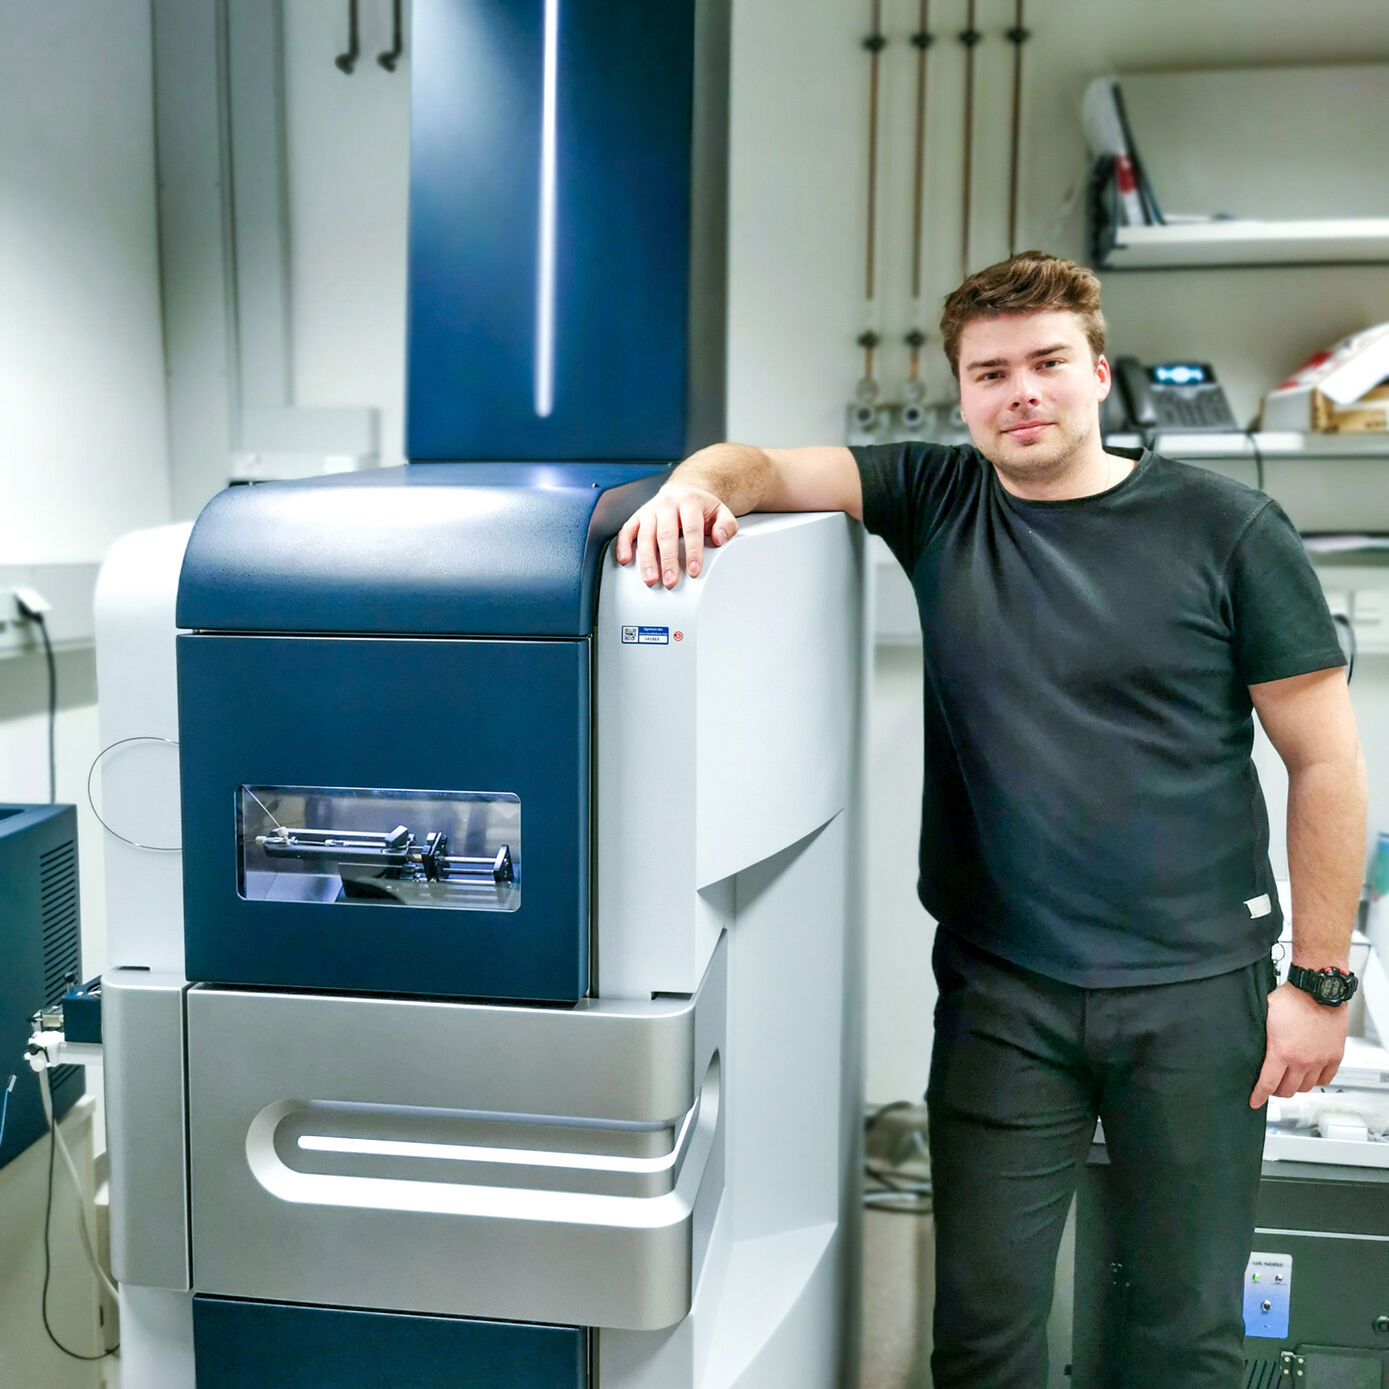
1333, 612, 1357, 685
17, 601, 57, 803
1245, 428, 1265, 492
864, 1161, 934, 1215
38, 615, 56, 805
863, 1101, 933, 1214
865, 1162, 932, 1194
42, 1092, 117, 1361
1110, 81, 1162, 226
865, 1191, 934, 1215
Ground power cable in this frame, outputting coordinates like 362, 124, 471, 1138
1245, 427, 1266, 492
36, 1067, 118, 1360
1333, 612, 1357, 685
863, 1101, 933, 1216
17, 599, 58, 804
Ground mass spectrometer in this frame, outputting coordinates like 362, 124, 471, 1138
91, 1, 865, 1385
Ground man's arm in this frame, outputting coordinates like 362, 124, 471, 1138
615, 442, 862, 588
1247, 665, 1367, 1108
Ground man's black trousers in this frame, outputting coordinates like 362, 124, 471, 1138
927, 928, 1273, 1389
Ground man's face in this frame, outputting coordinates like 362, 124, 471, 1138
956, 311, 1111, 484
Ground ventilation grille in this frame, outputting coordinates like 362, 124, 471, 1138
48, 1062, 80, 1094
40, 839, 79, 1004
40, 840, 81, 1098
1244, 1360, 1282, 1389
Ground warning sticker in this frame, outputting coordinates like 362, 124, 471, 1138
622, 625, 669, 645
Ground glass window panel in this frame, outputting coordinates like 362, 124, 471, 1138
238, 786, 520, 912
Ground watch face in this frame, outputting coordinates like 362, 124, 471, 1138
1312, 971, 1353, 1004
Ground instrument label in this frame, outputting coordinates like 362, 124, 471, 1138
622, 626, 669, 645
1243, 1252, 1292, 1339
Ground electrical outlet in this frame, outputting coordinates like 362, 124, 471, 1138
12, 585, 52, 619
0, 564, 99, 660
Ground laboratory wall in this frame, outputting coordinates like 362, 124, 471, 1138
734, 0, 1389, 1102
283, 0, 411, 470
0, 0, 171, 976
188, 0, 1389, 1105
3, 0, 1387, 1105
272, 1, 1389, 471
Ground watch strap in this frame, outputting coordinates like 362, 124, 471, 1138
1286, 963, 1358, 1006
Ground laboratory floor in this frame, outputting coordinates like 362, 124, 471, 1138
858, 1206, 935, 1387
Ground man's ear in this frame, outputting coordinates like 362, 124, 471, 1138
1095, 353, 1113, 403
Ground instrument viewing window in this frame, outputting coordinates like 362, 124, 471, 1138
237, 786, 521, 912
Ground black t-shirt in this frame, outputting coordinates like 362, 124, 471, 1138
853, 442, 1346, 987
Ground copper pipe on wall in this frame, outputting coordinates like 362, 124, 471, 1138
858, 0, 887, 386
958, 0, 980, 280
907, 0, 933, 383
1006, 0, 1030, 255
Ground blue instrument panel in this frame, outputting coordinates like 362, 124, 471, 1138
179, 634, 590, 1004
406, 0, 717, 460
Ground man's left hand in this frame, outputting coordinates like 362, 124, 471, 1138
1249, 981, 1350, 1108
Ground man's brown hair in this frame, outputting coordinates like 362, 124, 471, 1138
940, 251, 1106, 377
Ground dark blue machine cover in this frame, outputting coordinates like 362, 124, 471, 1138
175, 463, 666, 638
193, 1296, 588, 1388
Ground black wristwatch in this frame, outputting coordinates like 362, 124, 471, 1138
1286, 964, 1359, 1007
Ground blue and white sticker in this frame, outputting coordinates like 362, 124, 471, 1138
1242, 1253, 1291, 1339
622, 625, 669, 645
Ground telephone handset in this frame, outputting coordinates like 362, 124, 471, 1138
1105, 357, 1240, 435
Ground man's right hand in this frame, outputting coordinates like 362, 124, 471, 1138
615, 483, 739, 588
614, 442, 860, 587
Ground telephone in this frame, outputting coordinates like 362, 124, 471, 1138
1104, 357, 1240, 436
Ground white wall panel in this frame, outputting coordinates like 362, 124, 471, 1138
0, 0, 170, 994
283, 0, 411, 468
0, 0, 170, 563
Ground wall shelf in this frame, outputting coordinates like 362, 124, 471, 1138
1106, 430, 1389, 533
1106, 431, 1389, 460
1097, 219, 1389, 271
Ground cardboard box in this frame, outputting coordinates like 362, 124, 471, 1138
1316, 383, 1389, 433
1261, 322, 1389, 432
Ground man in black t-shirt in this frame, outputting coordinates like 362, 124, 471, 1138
615, 252, 1366, 1389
